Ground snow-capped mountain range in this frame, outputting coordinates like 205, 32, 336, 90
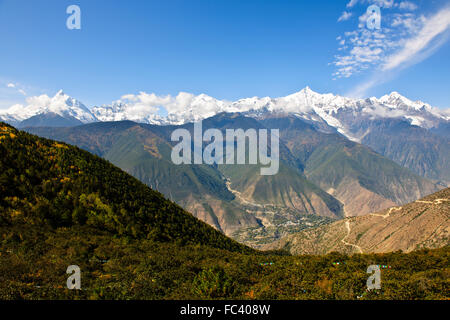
1, 87, 448, 142
1, 90, 97, 124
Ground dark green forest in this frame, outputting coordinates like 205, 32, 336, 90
0, 122, 448, 300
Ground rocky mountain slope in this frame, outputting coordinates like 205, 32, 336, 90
260, 116, 439, 217
360, 119, 450, 185
265, 187, 450, 254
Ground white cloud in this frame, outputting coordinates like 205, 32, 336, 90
382, 8, 450, 71
357, 10, 376, 28
338, 11, 353, 22
5, 82, 27, 96
398, 1, 418, 11
102, 91, 233, 123
333, 28, 397, 78
374, 0, 394, 8
347, 0, 359, 8
333, 0, 450, 85
347, 0, 394, 8
348, 7, 450, 97
116, 92, 171, 116
391, 13, 424, 33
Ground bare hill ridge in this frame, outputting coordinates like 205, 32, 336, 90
265, 188, 450, 254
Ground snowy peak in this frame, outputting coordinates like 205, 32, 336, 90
379, 91, 413, 107
0, 90, 97, 124
379, 91, 433, 112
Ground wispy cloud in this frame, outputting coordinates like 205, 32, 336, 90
338, 11, 353, 22
398, 1, 418, 11
0, 80, 40, 109
346, 0, 395, 9
332, 1, 450, 97
350, 7, 450, 97
5, 82, 27, 95
332, 27, 396, 79
382, 8, 450, 71
347, 0, 359, 8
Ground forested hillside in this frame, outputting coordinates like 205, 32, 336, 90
0, 122, 247, 252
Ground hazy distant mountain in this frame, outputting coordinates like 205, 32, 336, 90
359, 119, 450, 186
89, 88, 449, 143
4, 88, 448, 177
241, 90, 449, 188
18, 112, 83, 128
265, 187, 450, 254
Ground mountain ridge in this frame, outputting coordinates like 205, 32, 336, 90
1, 87, 448, 132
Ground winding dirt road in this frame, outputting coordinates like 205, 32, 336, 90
341, 220, 363, 254
370, 206, 402, 219
341, 205, 404, 253
339, 198, 449, 254
415, 198, 449, 205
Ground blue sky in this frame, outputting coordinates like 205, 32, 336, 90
0, 0, 449, 109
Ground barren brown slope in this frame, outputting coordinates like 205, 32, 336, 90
265, 188, 450, 255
